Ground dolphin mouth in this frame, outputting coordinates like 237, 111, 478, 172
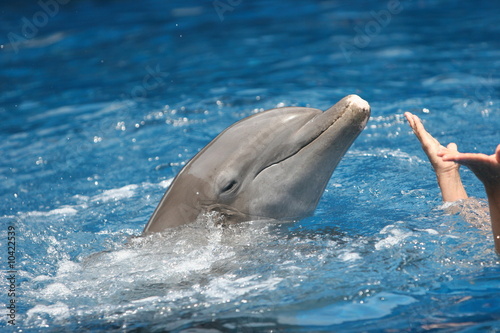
255, 95, 370, 178
202, 203, 264, 224
301, 94, 370, 145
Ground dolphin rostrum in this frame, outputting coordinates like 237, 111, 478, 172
143, 95, 370, 234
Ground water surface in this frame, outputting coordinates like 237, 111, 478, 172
1, 0, 500, 331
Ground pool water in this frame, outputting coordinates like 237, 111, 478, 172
1, 0, 500, 331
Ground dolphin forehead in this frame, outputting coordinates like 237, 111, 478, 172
185, 106, 322, 180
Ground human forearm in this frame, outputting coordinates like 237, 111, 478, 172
436, 170, 468, 202
485, 186, 500, 254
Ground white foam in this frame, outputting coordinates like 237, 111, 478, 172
338, 251, 361, 262
22, 180, 168, 219
32, 275, 52, 282
375, 225, 413, 250
138, 178, 173, 190
108, 249, 138, 263
131, 296, 161, 304
72, 194, 90, 202
159, 178, 174, 188
57, 260, 81, 275
439, 201, 458, 210
205, 275, 283, 302
25, 205, 79, 217
91, 184, 138, 203
40, 283, 72, 299
416, 228, 439, 235
26, 302, 70, 322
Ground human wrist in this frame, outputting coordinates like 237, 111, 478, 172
436, 169, 462, 188
436, 169, 468, 202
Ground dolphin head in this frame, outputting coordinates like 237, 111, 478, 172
143, 95, 370, 234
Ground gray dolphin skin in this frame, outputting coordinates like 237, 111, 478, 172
143, 94, 370, 234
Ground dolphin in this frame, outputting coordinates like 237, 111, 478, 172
143, 94, 370, 234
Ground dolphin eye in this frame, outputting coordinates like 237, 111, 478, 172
221, 180, 238, 194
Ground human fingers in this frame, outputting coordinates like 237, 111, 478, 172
404, 112, 425, 138
437, 148, 456, 159
439, 152, 483, 163
446, 142, 459, 153
404, 112, 415, 128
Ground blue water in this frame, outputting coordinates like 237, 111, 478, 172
1, 0, 500, 331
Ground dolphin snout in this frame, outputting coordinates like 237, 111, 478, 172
345, 94, 370, 115
341, 94, 371, 129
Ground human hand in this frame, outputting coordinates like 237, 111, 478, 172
405, 112, 468, 202
404, 112, 460, 176
439, 144, 500, 190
